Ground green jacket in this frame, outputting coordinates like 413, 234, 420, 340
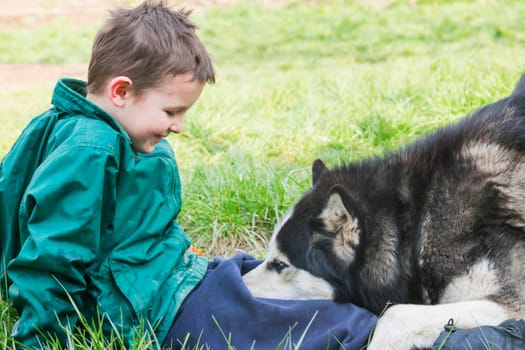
0, 78, 208, 348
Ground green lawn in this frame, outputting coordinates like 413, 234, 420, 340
1, 0, 525, 348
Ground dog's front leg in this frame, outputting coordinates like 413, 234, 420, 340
366, 304, 441, 350
366, 300, 510, 350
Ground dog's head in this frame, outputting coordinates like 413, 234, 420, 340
243, 159, 364, 300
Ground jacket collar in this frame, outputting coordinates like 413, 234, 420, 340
51, 78, 131, 143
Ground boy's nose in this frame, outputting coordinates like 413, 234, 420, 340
169, 120, 183, 134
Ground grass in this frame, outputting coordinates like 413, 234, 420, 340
1, 0, 525, 348
174, 0, 525, 255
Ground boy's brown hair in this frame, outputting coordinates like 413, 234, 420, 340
87, 0, 215, 95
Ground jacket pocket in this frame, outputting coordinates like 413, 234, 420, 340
108, 260, 142, 321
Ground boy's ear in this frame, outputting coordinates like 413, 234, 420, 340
108, 76, 133, 107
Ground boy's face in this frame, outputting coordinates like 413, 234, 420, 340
118, 72, 205, 153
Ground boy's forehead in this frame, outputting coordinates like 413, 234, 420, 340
154, 73, 199, 90
147, 73, 205, 105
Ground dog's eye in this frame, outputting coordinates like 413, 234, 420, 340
268, 259, 289, 273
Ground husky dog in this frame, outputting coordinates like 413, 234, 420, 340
243, 74, 525, 349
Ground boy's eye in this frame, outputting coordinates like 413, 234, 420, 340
268, 259, 289, 273
166, 109, 186, 117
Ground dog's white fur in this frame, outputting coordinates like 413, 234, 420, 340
242, 254, 334, 300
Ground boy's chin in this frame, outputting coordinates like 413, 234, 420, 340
132, 142, 156, 154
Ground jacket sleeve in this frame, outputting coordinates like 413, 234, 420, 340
7, 145, 117, 348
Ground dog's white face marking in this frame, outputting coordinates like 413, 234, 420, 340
242, 211, 335, 300
439, 258, 500, 304
242, 249, 335, 299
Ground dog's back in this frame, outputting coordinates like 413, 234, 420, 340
400, 84, 525, 313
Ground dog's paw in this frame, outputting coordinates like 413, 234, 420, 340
366, 300, 511, 350
366, 304, 441, 350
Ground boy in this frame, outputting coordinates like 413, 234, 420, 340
0, 1, 376, 349
1, 1, 213, 347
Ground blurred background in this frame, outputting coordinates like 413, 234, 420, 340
1, 0, 524, 257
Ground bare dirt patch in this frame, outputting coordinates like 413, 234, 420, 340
0, 0, 123, 91
0, 64, 87, 92
0, 0, 243, 91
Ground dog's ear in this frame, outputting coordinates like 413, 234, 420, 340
512, 72, 525, 96
319, 185, 360, 261
312, 159, 328, 185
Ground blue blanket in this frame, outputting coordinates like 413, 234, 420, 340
163, 253, 377, 350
